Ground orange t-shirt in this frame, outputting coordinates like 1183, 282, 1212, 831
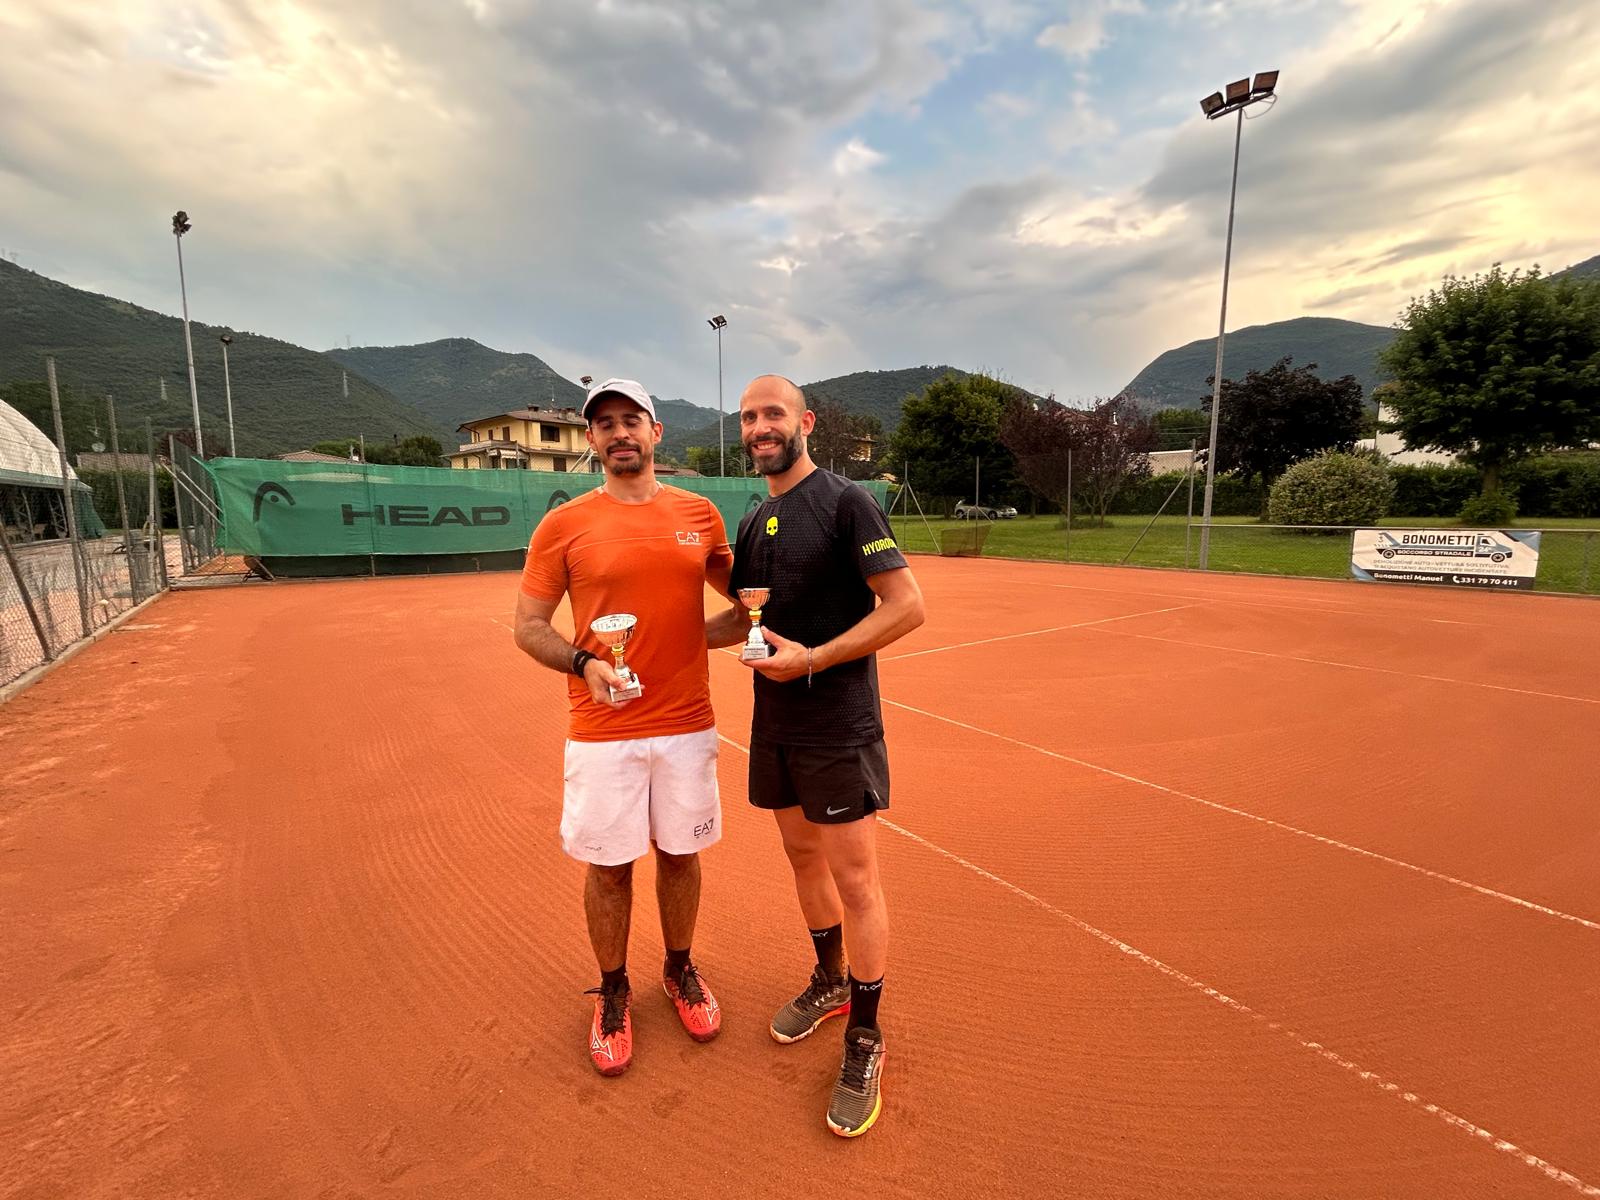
520, 485, 732, 742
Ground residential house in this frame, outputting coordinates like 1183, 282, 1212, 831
449, 406, 598, 473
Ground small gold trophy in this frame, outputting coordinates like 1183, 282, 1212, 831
589, 613, 644, 702
738, 587, 772, 661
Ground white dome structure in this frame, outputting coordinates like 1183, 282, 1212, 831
0, 395, 80, 488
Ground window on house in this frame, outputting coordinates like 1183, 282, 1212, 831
551, 457, 566, 473
540, 423, 560, 442
501, 426, 511, 441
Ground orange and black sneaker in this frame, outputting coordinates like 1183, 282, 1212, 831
584, 979, 632, 1076
770, 965, 851, 1043
663, 960, 721, 1042
826, 1026, 886, 1138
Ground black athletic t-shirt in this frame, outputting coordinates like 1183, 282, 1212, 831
730, 469, 908, 748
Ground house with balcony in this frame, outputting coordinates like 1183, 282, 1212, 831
448, 406, 598, 473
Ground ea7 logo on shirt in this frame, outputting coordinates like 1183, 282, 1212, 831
861, 536, 897, 556
676, 531, 702, 545
765, 516, 779, 536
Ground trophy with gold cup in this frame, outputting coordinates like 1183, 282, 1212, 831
590, 613, 644, 702
738, 587, 772, 661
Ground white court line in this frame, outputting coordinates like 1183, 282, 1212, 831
713, 726, 1600, 1197
1084, 625, 1600, 707
1035, 579, 1503, 626
881, 699, 1600, 934
883, 604, 1194, 662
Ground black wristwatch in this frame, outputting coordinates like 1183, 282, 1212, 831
571, 648, 597, 677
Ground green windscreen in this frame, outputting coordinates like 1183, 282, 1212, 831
208, 460, 888, 557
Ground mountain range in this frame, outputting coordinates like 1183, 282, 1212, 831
0, 259, 445, 456
658, 366, 970, 458
3, 250, 1594, 459
1120, 253, 1600, 409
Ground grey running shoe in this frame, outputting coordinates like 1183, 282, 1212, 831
769, 965, 851, 1044
826, 1026, 886, 1137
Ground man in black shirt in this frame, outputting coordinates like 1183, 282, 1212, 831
710, 374, 925, 1138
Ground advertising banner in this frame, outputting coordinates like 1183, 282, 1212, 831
1350, 528, 1541, 590
208, 460, 887, 558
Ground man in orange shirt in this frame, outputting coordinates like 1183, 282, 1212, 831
514, 378, 732, 1077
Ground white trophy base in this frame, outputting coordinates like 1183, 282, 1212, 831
740, 640, 771, 662
609, 675, 643, 702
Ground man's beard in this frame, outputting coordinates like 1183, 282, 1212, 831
605, 443, 651, 476
748, 429, 804, 476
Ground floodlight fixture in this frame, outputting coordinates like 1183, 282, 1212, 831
172, 210, 191, 237
580, 374, 593, 387
1252, 70, 1278, 96
1200, 91, 1225, 117
1225, 78, 1250, 105
707, 314, 727, 331
219, 333, 233, 345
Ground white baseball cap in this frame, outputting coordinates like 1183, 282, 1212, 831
582, 378, 657, 422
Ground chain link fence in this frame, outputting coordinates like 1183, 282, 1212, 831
2, 397, 176, 690
888, 512, 1600, 597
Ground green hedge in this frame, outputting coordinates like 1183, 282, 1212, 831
1389, 457, 1600, 518
1503, 456, 1600, 518
1387, 465, 1480, 517
1109, 470, 1264, 517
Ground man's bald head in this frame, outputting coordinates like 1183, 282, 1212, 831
740, 374, 807, 416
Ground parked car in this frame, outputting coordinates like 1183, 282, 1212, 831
994, 505, 1019, 519
953, 502, 997, 520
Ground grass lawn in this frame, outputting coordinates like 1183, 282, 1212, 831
888, 514, 1600, 596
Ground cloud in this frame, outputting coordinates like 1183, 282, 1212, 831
0, 0, 1594, 407
1036, 0, 1141, 61
833, 138, 887, 175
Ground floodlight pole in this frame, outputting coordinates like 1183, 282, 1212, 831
219, 335, 236, 456
172, 212, 205, 458
1198, 105, 1244, 571
717, 324, 724, 476
708, 315, 727, 476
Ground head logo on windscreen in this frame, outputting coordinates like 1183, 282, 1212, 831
252, 481, 295, 522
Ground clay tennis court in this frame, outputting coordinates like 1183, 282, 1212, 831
3, 556, 1597, 1198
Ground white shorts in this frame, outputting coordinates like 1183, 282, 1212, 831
561, 727, 722, 865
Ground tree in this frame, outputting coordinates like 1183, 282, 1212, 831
1151, 406, 1209, 448
1000, 394, 1157, 525
377, 435, 445, 467
1200, 357, 1364, 496
884, 373, 1026, 509
311, 439, 360, 460
309, 435, 447, 466
998, 396, 1075, 511
1, 378, 102, 456
684, 443, 744, 476
1379, 266, 1600, 498
806, 397, 882, 480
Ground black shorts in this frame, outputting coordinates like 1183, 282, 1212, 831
747, 734, 891, 825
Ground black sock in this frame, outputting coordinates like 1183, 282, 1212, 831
848, 973, 883, 1033
664, 947, 691, 976
810, 924, 845, 979
601, 965, 629, 992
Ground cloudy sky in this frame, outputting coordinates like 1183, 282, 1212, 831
2, 0, 1596, 405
